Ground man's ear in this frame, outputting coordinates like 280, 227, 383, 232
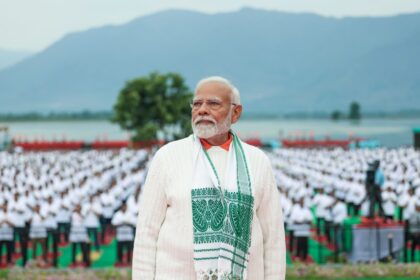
231, 105, 243, 124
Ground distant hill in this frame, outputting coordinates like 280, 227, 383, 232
0, 49, 32, 70
0, 8, 419, 114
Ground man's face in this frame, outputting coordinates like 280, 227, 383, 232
191, 82, 241, 139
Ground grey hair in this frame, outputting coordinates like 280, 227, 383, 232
195, 76, 241, 105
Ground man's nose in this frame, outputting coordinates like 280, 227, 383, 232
197, 103, 210, 115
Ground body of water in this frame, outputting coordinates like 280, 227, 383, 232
1, 118, 419, 147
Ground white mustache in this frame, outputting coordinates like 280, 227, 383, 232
194, 116, 216, 125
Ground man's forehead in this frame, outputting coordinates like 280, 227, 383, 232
195, 81, 232, 100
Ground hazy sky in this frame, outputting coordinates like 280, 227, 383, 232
2, 0, 420, 51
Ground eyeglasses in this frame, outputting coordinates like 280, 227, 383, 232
190, 99, 237, 111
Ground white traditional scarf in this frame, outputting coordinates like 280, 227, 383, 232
191, 132, 254, 280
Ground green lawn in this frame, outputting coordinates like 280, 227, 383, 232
0, 265, 418, 280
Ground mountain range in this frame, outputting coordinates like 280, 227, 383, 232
0, 49, 32, 71
0, 8, 419, 114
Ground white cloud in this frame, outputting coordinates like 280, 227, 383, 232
1, 0, 420, 51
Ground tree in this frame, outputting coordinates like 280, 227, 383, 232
112, 72, 193, 141
330, 110, 342, 121
349, 101, 361, 120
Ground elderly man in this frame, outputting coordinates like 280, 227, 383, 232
132, 76, 285, 280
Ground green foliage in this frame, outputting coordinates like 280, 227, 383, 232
112, 72, 193, 141
331, 110, 343, 121
349, 101, 361, 120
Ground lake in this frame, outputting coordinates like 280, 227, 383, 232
1, 118, 419, 147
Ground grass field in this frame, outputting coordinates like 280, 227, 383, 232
0, 263, 419, 279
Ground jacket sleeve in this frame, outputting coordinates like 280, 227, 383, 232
256, 155, 286, 280
132, 149, 168, 279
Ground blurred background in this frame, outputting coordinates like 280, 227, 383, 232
1, 0, 420, 146
0, 0, 419, 278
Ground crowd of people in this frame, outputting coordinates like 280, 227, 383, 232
0, 149, 148, 267
0, 146, 419, 268
270, 147, 420, 262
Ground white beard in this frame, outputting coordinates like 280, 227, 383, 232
192, 110, 232, 139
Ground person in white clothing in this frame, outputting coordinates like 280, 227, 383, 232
348, 179, 366, 217
22, 188, 36, 237
382, 185, 397, 221
56, 190, 72, 243
360, 196, 370, 217
127, 186, 142, 217
330, 197, 348, 258
324, 190, 336, 245
408, 200, 420, 262
289, 197, 312, 261
399, 186, 416, 262
29, 204, 48, 262
41, 196, 60, 267
287, 197, 299, 256
0, 201, 14, 266
82, 195, 102, 252
69, 204, 90, 267
279, 188, 292, 227
112, 201, 136, 265
133, 76, 285, 280
312, 187, 330, 237
8, 192, 29, 266
100, 188, 115, 244
399, 187, 416, 222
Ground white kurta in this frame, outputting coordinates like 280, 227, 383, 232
29, 213, 47, 239
289, 205, 312, 237
112, 210, 136, 241
332, 202, 347, 224
0, 210, 14, 241
101, 193, 115, 219
41, 203, 59, 229
8, 199, 26, 227
82, 202, 102, 228
382, 191, 397, 216
56, 196, 72, 223
69, 212, 88, 243
132, 136, 286, 280
127, 194, 141, 216
312, 193, 333, 219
